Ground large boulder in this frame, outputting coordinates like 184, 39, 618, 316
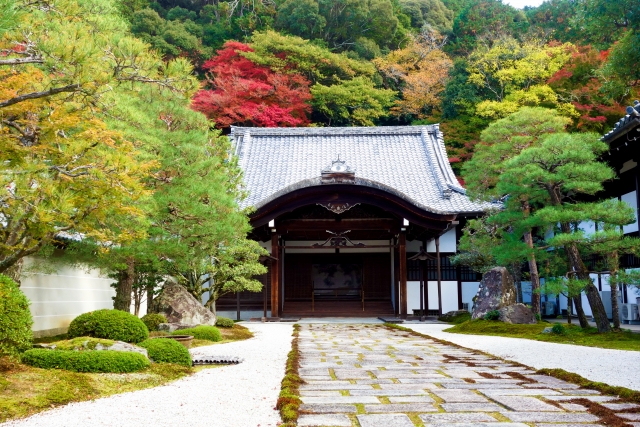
471, 267, 516, 320
499, 303, 536, 324
151, 282, 216, 326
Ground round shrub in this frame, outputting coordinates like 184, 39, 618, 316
68, 309, 148, 343
215, 317, 234, 328
551, 323, 566, 335
141, 313, 167, 331
22, 348, 150, 373
138, 338, 192, 367
0, 274, 33, 357
174, 325, 221, 342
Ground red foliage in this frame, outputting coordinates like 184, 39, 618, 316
547, 45, 625, 131
192, 41, 311, 128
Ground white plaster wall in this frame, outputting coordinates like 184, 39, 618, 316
622, 191, 638, 234
461, 282, 480, 311
20, 257, 115, 333
426, 228, 457, 253
407, 280, 458, 313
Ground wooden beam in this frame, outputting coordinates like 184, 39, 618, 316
399, 231, 407, 318
271, 233, 280, 318
278, 218, 399, 232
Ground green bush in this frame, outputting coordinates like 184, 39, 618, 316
141, 313, 167, 331
174, 325, 221, 342
21, 348, 150, 373
0, 274, 33, 357
484, 310, 501, 321
138, 338, 192, 366
551, 323, 566, 335
53, 337, 116, 351
215, 317, 234, 328
67, 309, 149, 343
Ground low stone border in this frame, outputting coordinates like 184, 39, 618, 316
277, 324, 304, 426
386, 323, 640, 405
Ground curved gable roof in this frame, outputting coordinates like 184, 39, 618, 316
231, 125, 492, 215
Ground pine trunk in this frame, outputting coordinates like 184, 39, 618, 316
146, 281, 155, 314
567, 296, 572, 325
523, 230, 541, 316
512, 263, 523, 303
4, 258, 23, 286
548, 188, 610, 332
572, 295, 589, 328
609, 252, 621, 330
113, 257, 135, 312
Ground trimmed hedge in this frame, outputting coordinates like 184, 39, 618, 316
22, 349, 150, 373
174, 325, 221, 342
215, 317, 234, 328
68, 309, 149, 343
0, 274, 33, 357
141, 313, 167, 331
138, 338, 192, 367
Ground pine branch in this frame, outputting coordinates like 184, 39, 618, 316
0, 84, 81, 109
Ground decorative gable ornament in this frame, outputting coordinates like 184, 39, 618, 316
321, 156, 355, 184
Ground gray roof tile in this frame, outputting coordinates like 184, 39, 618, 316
231, 125, 494, 215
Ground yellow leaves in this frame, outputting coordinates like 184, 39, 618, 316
374, 30, 452, 118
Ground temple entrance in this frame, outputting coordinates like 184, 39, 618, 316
282, 253, 394, 317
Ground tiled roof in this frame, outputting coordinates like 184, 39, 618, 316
602, 101, 640, 143
230, 125, 494, 215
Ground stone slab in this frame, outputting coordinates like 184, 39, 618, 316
349, 389, 427, 396
389, 396, 436, 403
298, 414, 352, 427
301, 384, 374, 390
619, 414, 640, 421
300, 404, 358, 414
419, 413, 497, 423
440, 403, 504, 412
364, 403, 439, 413
602, 403, 640, 410
501, 412, 599, 422
424, 424, 529, 427
300, 390, 343, 397
535, 425, 603, 427
482, 388, 562, 396
302, 396, 380, 404
488, 396, 562, 412
357, 414, 415, 427
432, 389, 492, 403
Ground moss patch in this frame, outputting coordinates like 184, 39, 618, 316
444, 320, 640, 351
0, 362, 191, 422
277, 324, 303, 427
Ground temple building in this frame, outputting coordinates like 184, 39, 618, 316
217, 125, 496, 319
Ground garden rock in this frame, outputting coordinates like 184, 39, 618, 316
439, 310, 470, 322
499, 303, 537, 324
471, 267, 516, 320
542, 327, 553, 334
101, 341, 149, 358
151, 282, 217, 326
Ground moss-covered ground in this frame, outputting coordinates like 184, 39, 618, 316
444, 320, 640, 351
0, 359, 190, 422
4, 323, 254, 421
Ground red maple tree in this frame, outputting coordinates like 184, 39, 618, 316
192, 41, 311, 128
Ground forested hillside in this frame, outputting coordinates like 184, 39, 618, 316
118, 0, 638, 174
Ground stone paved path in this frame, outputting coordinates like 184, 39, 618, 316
297, 324, 640, 427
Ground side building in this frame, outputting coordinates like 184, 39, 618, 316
216, 125, 496, 319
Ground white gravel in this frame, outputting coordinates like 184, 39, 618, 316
2, 323, 293, 427
405, 323, 640, 391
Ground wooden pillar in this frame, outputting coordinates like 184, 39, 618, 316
399, 231, 407, 318
271, 233, 280, 318
436, 236, 443, 316
456, 224, 463, 310
422, 259, 429, 315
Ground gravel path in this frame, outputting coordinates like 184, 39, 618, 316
405, 323, 640, 391
2, 323, 293, 427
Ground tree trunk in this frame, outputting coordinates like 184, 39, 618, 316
547, 188, 610, 332
113, 257, 135, 312
572, 295, 589, 328
4, 258, 23, 286
522, 202, 541, 316
609, 252, 621, 330
512, 263, 523, 303
567, 296, 572, 325
146, 281, 155, 314
523, 230, 541, 316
